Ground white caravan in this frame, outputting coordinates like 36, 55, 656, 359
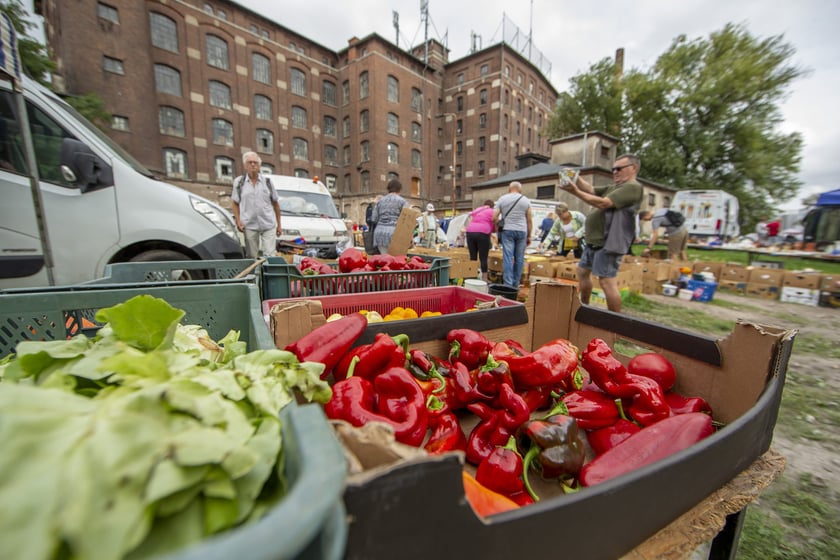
671, 190, 740, 240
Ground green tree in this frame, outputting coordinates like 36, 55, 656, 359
545, 24, 806, 230
0, 0, 55, 84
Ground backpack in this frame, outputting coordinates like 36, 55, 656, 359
665, 209, 685, 228
234, 174, 274, 198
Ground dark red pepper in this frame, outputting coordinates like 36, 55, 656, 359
447, 328, 493, 370
333, 332, 409, 380
517, 386, 553, 412
493, 338, 579, 390
475, 436, 528, 498
324, 368, 428, 447
665, 392, 713, 416
580, 412, 715, 486
520, 413, 585, 501
285, 313, 368, 379
475, 354, 515, 399
586, 418, 641, 456
424, 411, 467, 455
338, 247, 367, 273
451, 361, 485, 406
466, 412, 512, 466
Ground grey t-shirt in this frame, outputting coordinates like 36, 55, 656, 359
496, 193, 530, 232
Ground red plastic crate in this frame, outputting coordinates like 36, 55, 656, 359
262, 286, 528, 345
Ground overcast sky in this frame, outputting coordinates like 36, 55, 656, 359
243, 0, 839, 212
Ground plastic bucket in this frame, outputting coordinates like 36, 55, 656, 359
488, 284, 519, 300
678, 288, 694, 301
464, 279, 488, 293
662, 283, 677, 297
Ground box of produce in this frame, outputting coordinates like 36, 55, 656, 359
261, 249, 450, 299
0, 286, 347, 560
264, 286, 530, 347
318, 281, 794, 560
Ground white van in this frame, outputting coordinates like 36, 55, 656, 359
263, 174, 350, 258
0, 74, 244, 288
671, 190, 740, 240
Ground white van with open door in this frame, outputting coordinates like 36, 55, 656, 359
671, 189, 740, 240
263, 174, 351, 258
0, 24, 244, 288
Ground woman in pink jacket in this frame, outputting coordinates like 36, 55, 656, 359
463, 200, 496, 281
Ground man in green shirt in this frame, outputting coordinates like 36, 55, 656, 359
559, 153, 643, 312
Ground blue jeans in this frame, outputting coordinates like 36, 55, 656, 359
501, 229, 527, 287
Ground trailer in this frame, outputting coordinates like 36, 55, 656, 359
671, 190, 740, 240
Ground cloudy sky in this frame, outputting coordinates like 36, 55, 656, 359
245, 0, 839, 212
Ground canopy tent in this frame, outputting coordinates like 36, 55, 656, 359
816, 188, 840, 207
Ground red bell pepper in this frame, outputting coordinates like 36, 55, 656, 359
338, 247, 367, 273
580, 412, 715, 486
466, 412, 511, 466
475, 436, 528, 498
475, 354, 514, 399
494, 338, 579, 390
324, 368, 428, 446
450, 361, 485, 405
627, 352, 677, 392
665, 391, 713, 416
518, 386, 553, 412
447, 328, 493, 370
581, 338, 670, 427
285, 313, 368, 379
333, 332, 409, 380
424, 411, 467, 455
462, 471, 521, 517
468, 383, 530, 432
586, 418, 641, 456
560, 389, 620, 430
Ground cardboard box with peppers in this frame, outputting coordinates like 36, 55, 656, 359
283, 309, 717, 514
277, 282, 796, 560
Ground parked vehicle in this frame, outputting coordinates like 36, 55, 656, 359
266, 174, 351, 258
671, 190, 740, 240
0, 76, 244, 288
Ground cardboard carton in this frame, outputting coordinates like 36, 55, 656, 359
720, 264, 750, 283
748, 267, 785, 286
692, 261, 723, 278
745, 282, 781, 300
718, 280, 746, 295
780, 286, 820, 306
387, 206, 421, 255
342, 282, 795, 560
782, 271, 821, 290
269, 300, 326, 349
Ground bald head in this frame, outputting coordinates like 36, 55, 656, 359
509, 181, 523, 193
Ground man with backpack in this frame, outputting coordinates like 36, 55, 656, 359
639, 208, 688, 260
231, 152, 282, 258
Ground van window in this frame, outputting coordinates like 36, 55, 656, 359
15, 95, 77, 186
0, 91, 28, 174
275, 189, 340, 218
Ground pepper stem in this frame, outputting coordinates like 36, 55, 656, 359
521, 444, 542, 502
615, 398, 631, 422
430, 369, 447, 394
346, 355, 361, 378
541, 399, 569, 420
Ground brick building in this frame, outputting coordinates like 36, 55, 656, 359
37, 0, 557, 223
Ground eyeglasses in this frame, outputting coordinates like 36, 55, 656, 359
246, 160, 260, 165
612, 163, 634, 173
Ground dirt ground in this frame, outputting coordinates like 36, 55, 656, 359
640, 290, 840, 489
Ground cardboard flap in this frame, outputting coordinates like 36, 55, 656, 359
269, 300, 326, 348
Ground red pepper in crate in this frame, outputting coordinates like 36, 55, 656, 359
447, 328, 493, 370
465, 384, 530, 466
587, 418, 641, 456
518, 386, 553, 412
560, 389, 620, 430
475, 436, 532, 505
581, 338, 670, 427
475, 354, 514, 399
665, 392, 713, 416
466, 412, 511, 466
406, 255, 431, 270
520, 413, 585, 501
338, 247, 367, 273
285, 313, 368, 379
324, 368, 428, 447
451, 361, 485, 406
462, 471, 520, 517
627, 352, 677, 392
333, 333, 409, 381
424, 411, 467, 455
493, 338, 580, 391
579, 412, 715, 486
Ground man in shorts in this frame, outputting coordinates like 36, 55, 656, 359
559, 154, 644, 312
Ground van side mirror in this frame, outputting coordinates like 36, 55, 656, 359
60, 138, 114, 193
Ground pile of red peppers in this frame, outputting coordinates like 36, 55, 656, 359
290, 318, 716, 514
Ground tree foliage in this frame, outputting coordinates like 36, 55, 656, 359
0, 0, 54, 84
543, 24, 806, 229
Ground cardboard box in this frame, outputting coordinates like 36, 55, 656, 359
748, 267, 785, 286
692, 261, 723, 278
528, 260, 556, 279
487, 251, 503, 273
718, 280, 746, 295
820, 274, 840, 292
268, 300, 326, 349
448, 258, 479, 280
745, 282, 781, 300
342, 282, 796, 560
387, 206, 421, 255
557, 261, 579, 280
719, 264, 750, 283
782, 271, 821, 289
780, 286, 820, 306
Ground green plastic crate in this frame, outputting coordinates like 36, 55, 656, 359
88, 258, 259, 284
0, 282, 348, 560
260, 255, 450, 299
0, 282, 272, 356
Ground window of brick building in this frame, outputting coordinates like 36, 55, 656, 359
163, 148, 187, 179
360, 110, 369, 133
480, 89, 487, 105
387, 113, 398, 135
256, 129, 273, 153
411, 88, 422, 112
252, 53, 270, 84
324, 116, 337, 137
208, 80, 231, 109
112, 115, 129, 131
159, 106, 184, 136
457, 96, 464, 112
478, 160, 485, 176
206, 35, 228, 70
359, 71, 369, 99
149, 13, 177, 52
360, 141, 370, 162
387, 75, 399, 102
479, 113, 486, 128
294, 168, 309, 178
343, 145, 350, 165
342, 80, 350, 105
411, 122, 421, 142
480, 64, 488, 76
293, 137, 309, 160
361, 170, 370, 192
211, 118, 233, 146
290, 68, 306, 96
98, 2, 119, 24
215, 156, 234, 182
411, 149, 421, 169
154, 64, 181, 96
324, 145, 338, 166
479, 136, 486, 152
343, 117, 351, 138
254, 94, 271, 120
291, 106, 307, 129
103, 56, 124, 75
387, 143, 399, 164
322, 80, 337, 106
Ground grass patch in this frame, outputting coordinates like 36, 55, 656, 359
793, 333, 840, 360
622, 293, 735, 336
740, 473, 840, 559
776, 370, 840, 444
